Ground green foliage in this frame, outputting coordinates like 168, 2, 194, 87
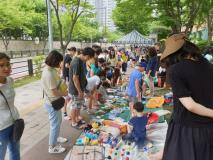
195, 40, 213, 50
113, 0, 153, 35
14, 76, 40, 88
105, 30, 124, 42
33, 55, 45, 77
149, 21, 172, 40
0, 0, 48, 41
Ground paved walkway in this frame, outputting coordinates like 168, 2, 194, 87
5, 67, 134, 160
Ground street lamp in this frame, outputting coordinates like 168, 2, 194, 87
46, 0, 53, 52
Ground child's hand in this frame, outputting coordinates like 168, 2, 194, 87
147, 112, 152, 118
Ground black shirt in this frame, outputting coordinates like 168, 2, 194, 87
69, 57, 87, 95
169, 59, 213, 127
63, 54, 72, 79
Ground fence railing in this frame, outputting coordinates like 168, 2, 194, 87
11, 59, 44, 80
6, 49, 49, 59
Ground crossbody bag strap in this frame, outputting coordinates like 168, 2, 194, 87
0, 90, 15, 121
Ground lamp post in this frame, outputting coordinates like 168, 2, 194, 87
46, 0, 53, 52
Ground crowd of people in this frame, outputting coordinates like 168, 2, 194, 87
0, 33, 213, 160
41, 43, 164, 154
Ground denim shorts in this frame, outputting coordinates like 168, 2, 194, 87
69, 95, 84, 110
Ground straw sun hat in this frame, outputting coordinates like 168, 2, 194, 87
160, 33, 186, 61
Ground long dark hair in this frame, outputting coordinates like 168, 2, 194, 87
109, 48, 115, 59
162, 41, 207, 68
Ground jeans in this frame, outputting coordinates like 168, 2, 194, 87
0, 125, 20, 160
44, 103, 62, 146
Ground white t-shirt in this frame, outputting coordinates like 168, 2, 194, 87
41, 66, 61, 104
86, 76, 100, 91
204, 54, 213, 62
0, 77, 19, 130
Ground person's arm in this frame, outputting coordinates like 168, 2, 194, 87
127, 124, 133, 133
65, 63, 70, 68
135, 79, 141, 101
51, 88, 67, 97
73, 75, 83, 98
179, 97, 213, 118
90, 70, 95, 77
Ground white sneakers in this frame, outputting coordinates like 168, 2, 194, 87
48, 137, 68, 154
48, 145, 66, 154
57, 137, 68, 143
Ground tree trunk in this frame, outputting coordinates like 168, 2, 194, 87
1, 33, 10, 51
207, 13, 213, 43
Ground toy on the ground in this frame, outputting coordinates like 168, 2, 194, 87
164, 92, 173, 104
147, 112, 159, 125
102, 120, 127, 134
146, 97, 164, 108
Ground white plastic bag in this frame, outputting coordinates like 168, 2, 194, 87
146, 122, 168, 148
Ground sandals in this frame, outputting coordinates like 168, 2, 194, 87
71, 120, 86, 130
77, 120, 86, 125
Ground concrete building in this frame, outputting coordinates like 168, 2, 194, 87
88, 0, 117, 31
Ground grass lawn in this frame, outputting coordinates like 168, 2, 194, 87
14, 76, 40, 88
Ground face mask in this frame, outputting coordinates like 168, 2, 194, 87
111, 51, 115, 55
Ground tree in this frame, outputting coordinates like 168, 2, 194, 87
195, 0, 213, 43
50, 0, 92, 53
151, 0, 203, 34
0, 0, 49, 51
113, 0, 153, 35
0, 0, 25, 50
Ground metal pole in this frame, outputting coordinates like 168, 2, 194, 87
46, 0, 53, 52
104, 7, 106, 37
90, 34, 93, 47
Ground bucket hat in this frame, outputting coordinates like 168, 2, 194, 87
160, 33, 186, 61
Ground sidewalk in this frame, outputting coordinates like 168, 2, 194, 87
9, 67, 134, 160
12, 80, 90, 160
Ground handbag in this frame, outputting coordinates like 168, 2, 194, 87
43, 80, 65, 110
0, 90, 25, 142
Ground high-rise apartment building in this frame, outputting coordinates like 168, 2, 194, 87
88, 0, 117, 31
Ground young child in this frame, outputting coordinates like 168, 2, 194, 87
123, 102, 148, 146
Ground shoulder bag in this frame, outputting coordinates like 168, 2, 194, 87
43, 80, 65, 110
0, 90, 25, 142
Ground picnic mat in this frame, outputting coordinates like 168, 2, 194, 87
64, 145, 104, 160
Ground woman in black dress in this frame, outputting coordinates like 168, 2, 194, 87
159, 33, 213, 160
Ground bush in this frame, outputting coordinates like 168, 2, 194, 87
195, 40, 213, 51
33, 55, 45, 77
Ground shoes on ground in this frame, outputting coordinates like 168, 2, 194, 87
48, 144, 66, 154
57, 137, 68, 143
64, 115, 71, 120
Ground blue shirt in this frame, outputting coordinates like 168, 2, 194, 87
129, 116, 148, 144
127, 69, 143, 97
146, 56, 158, 77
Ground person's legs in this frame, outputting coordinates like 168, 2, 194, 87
149, 76, 154, 96
0, 125, 14, 160
44, 103, 62, 146
63, 96, 71, 120
129, 96, 138, 117
8, 138, 20, 160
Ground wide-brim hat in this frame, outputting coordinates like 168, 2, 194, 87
160, 33, 186, 61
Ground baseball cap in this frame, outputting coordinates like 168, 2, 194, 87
136, 62, 147, 69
